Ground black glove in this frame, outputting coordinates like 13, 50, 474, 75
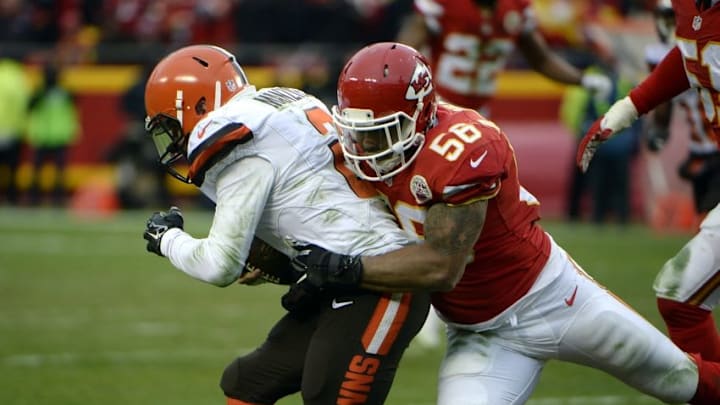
281, 274, 324, 316
291, 244, 363, 289
143, 206, 184, 256
280, 244, 363, 316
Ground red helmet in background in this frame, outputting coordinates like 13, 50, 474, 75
333, 42, 436, 181
144, 45, 249, 183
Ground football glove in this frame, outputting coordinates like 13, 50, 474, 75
290, 244, 363, 289
143, 206, 184, 256
580, 71, 613, 103
281, 244, 363, 316
576, 96, 639, 172
281, 273, 324, 316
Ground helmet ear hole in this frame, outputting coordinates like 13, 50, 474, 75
195, 97, 207, 115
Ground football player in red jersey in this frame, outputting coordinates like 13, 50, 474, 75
577, 0, 720, 368
396, 0, 614, 347
284, 42, 720, 404
396, 0, 612, 112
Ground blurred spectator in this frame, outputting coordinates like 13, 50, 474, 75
560, 65, 641, 224
107, 62, 170, 209
0, 56, 31, 205
26, 63, 80, 206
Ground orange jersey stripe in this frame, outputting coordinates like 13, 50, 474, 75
187, 125, 253, 181
330, 142, 377, 199
361, 293, 412, 356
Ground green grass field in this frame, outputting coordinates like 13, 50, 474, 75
0, 207, 706, 404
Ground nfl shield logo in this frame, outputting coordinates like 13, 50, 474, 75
692, 15, 702, 31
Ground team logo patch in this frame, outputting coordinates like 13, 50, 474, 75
406, 62, 433, 102
410, 175, 432, 204
692, 15, 702, 31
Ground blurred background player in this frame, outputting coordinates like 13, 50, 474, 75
395, 0, 613, 115
141, 44, 430, 405
290, 42, 720, 404
644, 0, 720, 220
576, 0, 720, 364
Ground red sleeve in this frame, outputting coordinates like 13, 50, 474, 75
629, 46, 690, 115
439, 132, 508, 204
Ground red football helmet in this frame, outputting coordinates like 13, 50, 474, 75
333, 42, 436, 181
144, 45, 249, 183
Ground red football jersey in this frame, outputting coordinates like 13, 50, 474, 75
372, 104, 551, 324
413, 0, 535, 110
674, 0, 720, 144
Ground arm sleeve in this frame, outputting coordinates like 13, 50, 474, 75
630, 46, 690, 115
160, 157, 274, 286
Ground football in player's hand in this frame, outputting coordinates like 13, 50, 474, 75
243, 238, 299, 285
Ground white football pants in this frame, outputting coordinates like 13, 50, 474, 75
654, 202, 720, 308
437, 238, 699, 405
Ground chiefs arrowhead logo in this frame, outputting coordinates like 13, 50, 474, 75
405, 62, 432, 101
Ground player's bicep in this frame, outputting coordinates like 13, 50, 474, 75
424, 199, 487, 257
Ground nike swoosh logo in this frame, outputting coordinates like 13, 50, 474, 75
197, 122, 211, 140
470, 150, 489, 168
564, 285, 578, 307
331, 299, 354, 309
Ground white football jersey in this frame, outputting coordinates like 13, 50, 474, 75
161, 87, 411, 286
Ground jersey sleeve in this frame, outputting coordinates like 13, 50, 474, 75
630, 46, 690, 115
187, 115, 254, 186
161, 156, 274, 286
430, 113, 509, 205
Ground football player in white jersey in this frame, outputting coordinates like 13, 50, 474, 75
141, 45, 431, 405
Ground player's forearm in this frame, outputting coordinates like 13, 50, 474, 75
162, 228, 244, 286
360, 200, 485, 292
630, 46, 689, 115
520, 32, 583, 85
162, 158, 273, 287
360, 243, 466, 292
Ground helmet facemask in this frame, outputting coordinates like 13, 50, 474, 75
145, 113, 190, 183
333, 106, 425, 181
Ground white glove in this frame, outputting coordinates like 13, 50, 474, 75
576, 96, 639, 172
600, 96, 639, 134
581, 72, 613, 103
